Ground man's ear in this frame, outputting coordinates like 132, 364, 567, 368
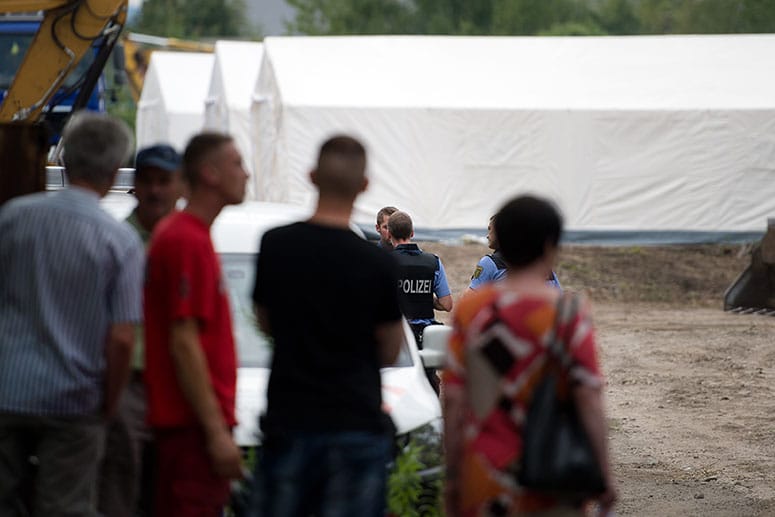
199, 162, 219, 186
411, 230, 415, 239
360, 177, 369, 194
309, 169, 319, 187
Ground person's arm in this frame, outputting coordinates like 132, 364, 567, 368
442, 308, 470, 517
375, 319, 403, 366
443, 380, 466, 517
169, 318, 243, 479
568, 295, 616, 512
434, 294, 453, 312
574, 384, 617, 513
104, 233, 145, 417
434, 259, 454, 312
103, 323, 135, 417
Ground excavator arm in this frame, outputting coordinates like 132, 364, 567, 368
0, 0, 127, 122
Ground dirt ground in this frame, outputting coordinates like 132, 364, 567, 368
421, 241, 775, 516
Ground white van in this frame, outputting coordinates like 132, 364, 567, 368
98, 190, 443, 456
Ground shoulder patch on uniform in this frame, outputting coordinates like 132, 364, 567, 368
472, 266, 484, 280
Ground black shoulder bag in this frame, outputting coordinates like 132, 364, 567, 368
517, 293, 607, 502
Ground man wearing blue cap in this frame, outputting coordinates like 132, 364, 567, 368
127, 144, 185, 243
99, 144, 183, 517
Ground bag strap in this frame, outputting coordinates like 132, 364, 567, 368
546, 292, 578, 369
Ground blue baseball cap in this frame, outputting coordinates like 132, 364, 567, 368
135, 144, 181, 172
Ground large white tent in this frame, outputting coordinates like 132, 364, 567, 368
252, 35, 775, 242
204, 41, 264, 200
136, 51, 214, 152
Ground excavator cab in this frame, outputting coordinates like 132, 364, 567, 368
723, 219, 775, 315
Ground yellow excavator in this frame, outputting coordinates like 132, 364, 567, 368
122, 32, 214, 103
0, 0, 127, 204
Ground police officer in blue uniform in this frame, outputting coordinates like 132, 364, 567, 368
388, 211, 452, 394
469, 214, 562, 291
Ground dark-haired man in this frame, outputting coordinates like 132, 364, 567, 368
389, 211, 452, 393
375, 205, 398, 250
144, 133, 247, 515
388, 211, 453, 341
251, 135, 403, 516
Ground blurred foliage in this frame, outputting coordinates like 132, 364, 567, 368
387, 440, 442, 517
106, 80, 136, 137
132, 0, 253, 38
286, 0, 775, 36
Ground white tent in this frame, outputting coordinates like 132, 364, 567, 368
136, 51, 214, 152
252, 35, 775, 242
204, 41, 264, 200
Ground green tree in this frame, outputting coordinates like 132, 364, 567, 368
284, 0, 775, 37
677, 0, 775, 33
132, 0, 249, 38
490, 0, 596, 35
635, 0, 685, 33
288, 0, 606, 36
413, 0, 496, 34
596, 0, 640, 34
539, 20, 607, 35
286, 0, 418, 35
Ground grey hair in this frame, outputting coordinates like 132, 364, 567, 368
62, 112, 134, 187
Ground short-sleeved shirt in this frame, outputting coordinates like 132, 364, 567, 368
468, 253, 563, 292
444, 287, 602, 515
0, 187, 144, 416
253, 222, 401, 434
144, 211, 237, 428
393, 243, 451, 325
468, 254, 507, 290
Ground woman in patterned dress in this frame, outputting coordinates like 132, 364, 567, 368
443, 195, 617, 517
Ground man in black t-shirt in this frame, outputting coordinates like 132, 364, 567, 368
249, 135, 403, 517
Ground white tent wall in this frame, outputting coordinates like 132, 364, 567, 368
205, 41, 264, 200
135, 59, 168, 151
136, 51, 214, 152
252, 35, 775, 242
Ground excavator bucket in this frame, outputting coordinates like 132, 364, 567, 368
724, 220, 775, 315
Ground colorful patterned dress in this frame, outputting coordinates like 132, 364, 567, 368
444, 286, 602, 516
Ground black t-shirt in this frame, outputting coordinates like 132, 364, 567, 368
253, 221, 402, 434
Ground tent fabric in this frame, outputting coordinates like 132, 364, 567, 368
205, 41, 264, 200
252, 35, 775, 241
136, 51, 214, 152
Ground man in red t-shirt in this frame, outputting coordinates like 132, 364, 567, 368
144, 132, 248, 515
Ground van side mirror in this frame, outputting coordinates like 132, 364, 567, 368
419, 325, 452, 369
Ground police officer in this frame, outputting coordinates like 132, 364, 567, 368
388, 211, 452, 393
375, 206, 398, 250
468, 213, 562, 291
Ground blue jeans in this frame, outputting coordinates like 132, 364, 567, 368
248, 430, 392, 517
